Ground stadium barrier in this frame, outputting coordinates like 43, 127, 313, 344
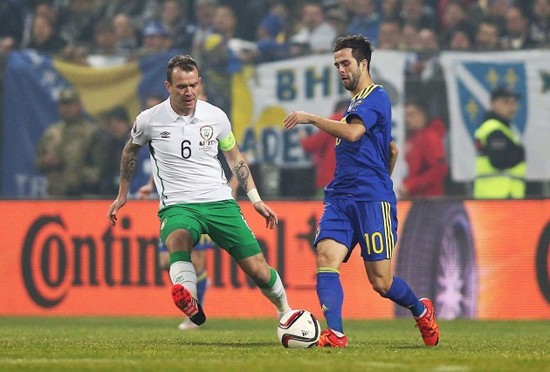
1, 200, 549, 320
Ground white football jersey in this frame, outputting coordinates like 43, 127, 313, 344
132, 99, 234, 208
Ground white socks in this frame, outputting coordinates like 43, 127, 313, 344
169, 261, 197, 298
259, 269, 292, 319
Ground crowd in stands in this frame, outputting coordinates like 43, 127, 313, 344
0, 0, 548, 199
0, 0, 548, 66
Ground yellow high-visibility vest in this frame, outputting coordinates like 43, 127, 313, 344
473, 118, 526, 199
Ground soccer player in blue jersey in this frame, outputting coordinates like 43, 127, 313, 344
283, 35, 440, 347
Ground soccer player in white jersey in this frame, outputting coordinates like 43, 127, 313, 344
108, 55, 291, 326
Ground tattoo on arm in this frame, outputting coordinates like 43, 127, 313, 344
233, 160, 250, 191
120, 142, 140, 182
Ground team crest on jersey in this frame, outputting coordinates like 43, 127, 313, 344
160, 131, 170, 138
199, 125, 216, 147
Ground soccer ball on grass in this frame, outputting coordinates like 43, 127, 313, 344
277, 309, 321, 348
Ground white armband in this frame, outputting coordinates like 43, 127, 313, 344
247, 188, 262, 204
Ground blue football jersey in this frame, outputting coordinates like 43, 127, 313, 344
324, 84, 396, 202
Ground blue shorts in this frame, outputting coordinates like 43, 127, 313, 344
313, 199, 397, 262
157, 234, 216, 252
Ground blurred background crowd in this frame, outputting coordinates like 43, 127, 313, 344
0, 0, 549, 200
2, 0, 548, 63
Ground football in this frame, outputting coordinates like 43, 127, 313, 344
277, 309, 321, 348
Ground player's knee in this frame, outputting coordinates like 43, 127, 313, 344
251, 265, 271, 284
371, 278, 391, 297
241, 257, 271, 284
316, 250, 339, 268
166, 230, 193, 252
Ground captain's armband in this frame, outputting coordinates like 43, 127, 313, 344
219, 132, 237, 151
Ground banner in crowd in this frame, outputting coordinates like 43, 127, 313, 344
1, 50, 176, 197
440, 50, 550, 181
1, 200, 549, 320
232, 51, 408, 186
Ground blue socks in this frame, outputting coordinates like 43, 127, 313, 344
316, 270, 344, 333
317, 271, 425, 331
385, 276, 425, 317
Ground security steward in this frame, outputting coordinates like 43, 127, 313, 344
473, 87, 526, 199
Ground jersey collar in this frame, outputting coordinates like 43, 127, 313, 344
165, 99, 199, 124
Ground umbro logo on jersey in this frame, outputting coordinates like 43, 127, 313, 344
160, 131, 170, 138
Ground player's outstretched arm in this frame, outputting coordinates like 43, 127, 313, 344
108, 140, 142, 226
223, 145, 278, 229
283, 111, 365, 142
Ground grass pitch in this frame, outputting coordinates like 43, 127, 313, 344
1, 317, 548, 371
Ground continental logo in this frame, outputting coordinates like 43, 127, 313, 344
20, 214, 297, 308
21, 215, 162, 308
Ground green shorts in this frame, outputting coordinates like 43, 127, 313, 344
158, 199, 261, 261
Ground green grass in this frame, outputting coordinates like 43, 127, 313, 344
1, 317, 549, 371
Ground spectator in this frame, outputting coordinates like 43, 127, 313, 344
473, 87, 526, 199
200, 5, 255, 114
402, 23, 422, 50
440, 0, 470, 34
191, 0, 218, 61
398, 98, 448, 198
445, 23, 475, 50
26, 13, 67, 54
19, 1, 60, 50
0, 0, 25, 45
229, 0, 272, 42
404, 28, 447, 123
289, 2, 337, 55
381, 0, 402, 20
530, 0, 550, 47
57, 0, 99, 47
99, 0, 157, 31
405, 28, 440, 79
378, 19, 403, 50
474, 19, 502, 50
87, 20, 127, 68
346, 0, 381, 47
299, 99, 347, 198
326, 7, 349, 38
112, 13, 140, 58
138, 21, 172, 56
35, 88, 106, 197
501, 5, 540, 49
400, 0, 438, 31
159, 0, 195, 52
255, 12, 290, 62
99, 106, 133, 196
480, 0, 513, 36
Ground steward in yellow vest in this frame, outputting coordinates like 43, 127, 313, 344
474, 87, 526, 199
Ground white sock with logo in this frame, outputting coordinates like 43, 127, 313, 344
169, 261, 198, 298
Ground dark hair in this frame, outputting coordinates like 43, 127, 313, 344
333, 35, 373, 72
405, 97, 429, 117
166, 55, 199, 83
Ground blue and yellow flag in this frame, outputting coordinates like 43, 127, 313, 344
2, 50, 177, 197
